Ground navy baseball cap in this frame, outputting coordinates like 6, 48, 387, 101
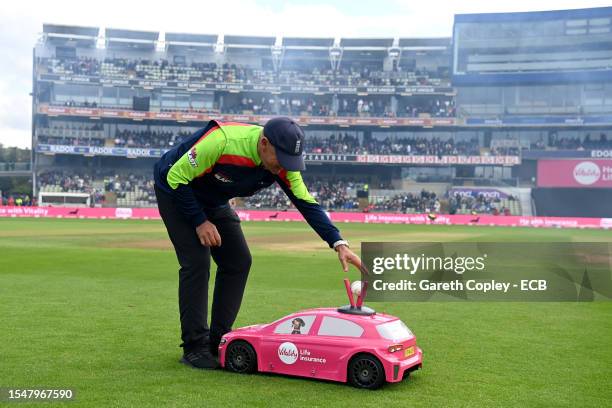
263, 117, 306, 171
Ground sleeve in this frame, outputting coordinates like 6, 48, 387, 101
166, 126, 226, 227
275, 170, 343, 248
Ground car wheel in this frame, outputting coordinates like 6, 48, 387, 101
348, 354, 385, 389
225, 340, 257, 374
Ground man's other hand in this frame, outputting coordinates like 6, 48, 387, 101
196, 220, 221, 247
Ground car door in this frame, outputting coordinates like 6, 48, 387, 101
260, 315, 318, 378
308, 316, 365, 380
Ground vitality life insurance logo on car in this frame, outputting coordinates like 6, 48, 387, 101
278, 342, 298, 364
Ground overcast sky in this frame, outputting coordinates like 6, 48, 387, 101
0, 0, 610, 148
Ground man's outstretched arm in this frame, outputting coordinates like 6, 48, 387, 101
274, 170, 365, 273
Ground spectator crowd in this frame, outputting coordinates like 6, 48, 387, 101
41, 55, 455, 119
7, 169, 524, 216
37, 127, 540, 157
447, 192, 518, 216
40, 126, 612, 157
367, 190, 440, 213
1, 194, 34, 206
52, 95, 455, 119
305, 134, 483, 156
40, 56, 450, 88
548, 133, 611, 150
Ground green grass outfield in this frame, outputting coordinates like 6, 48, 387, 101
0, 218, 611, 407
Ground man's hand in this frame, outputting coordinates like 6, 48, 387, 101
196, 220, 221, 247
336, 245, 368, 275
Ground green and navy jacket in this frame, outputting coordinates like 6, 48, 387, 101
154, 120, 342, 247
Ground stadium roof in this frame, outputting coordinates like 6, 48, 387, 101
225, 47, 273, 57
165, 32, 217, 53
105, 28, 159, 51
282, 37, 335, 47
284, 48, 330, 59
342, 49, 389, 60
105, 28, 159, 41
339, 38, 394, 48
43, 24, 99, 47
43, 24, 99, 37
165, 33, 218, 44
224, 35, 276, 47
399, 37, 450, 51
223, 35, 276, 56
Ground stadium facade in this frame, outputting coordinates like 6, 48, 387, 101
31, 6, 612, 217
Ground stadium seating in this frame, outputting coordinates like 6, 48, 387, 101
38, 126, 515, 156
35, 170, 522, 215
40, 57, 451, 88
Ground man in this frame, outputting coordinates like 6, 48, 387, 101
153, 117, 364, 369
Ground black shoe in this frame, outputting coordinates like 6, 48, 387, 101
209, 342, 219, 357
209, 333, 225, 357
180, 348, 219, 370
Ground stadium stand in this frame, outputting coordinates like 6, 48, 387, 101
38, 126, 517, 155
39, 56, 450, 88
27, 8, 612, 218
35, 169, 523, 215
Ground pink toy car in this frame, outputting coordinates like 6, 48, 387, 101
218, 280, 422, 389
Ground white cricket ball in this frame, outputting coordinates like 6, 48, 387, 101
351, 280, 362, 296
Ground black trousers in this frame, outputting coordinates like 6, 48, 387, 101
155, 185, 252, 352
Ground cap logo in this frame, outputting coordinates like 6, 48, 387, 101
294, 139, 301, 154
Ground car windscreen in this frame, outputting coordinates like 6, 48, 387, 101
376, 320, 413, 342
